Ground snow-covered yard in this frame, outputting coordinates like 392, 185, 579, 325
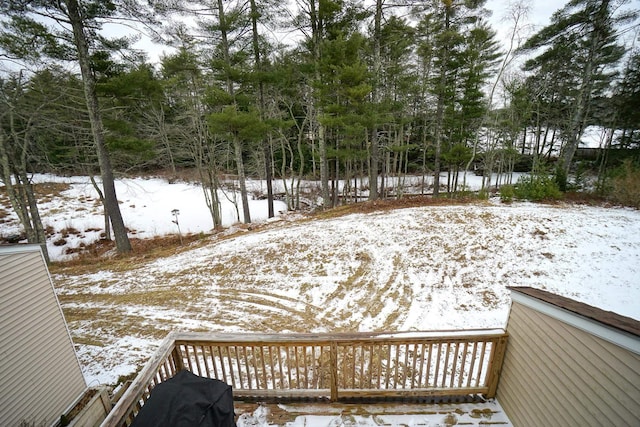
1, 174, 639, 426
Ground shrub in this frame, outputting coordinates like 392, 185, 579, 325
514, 174, 563, 201
608, 160, 640, 208
499, 185, 515, 203
554, 166, 568, 192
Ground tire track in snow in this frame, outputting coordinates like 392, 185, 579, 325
206, 289, 326, 331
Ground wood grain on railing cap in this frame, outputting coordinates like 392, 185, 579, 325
171, 329, 507, 345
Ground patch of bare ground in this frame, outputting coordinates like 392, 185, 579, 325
1, 182, 72, 228
2, 181, 72, 202
34, 182, 72, 200
49, 233, 214, 275
563, 191, 610, 205
312, 195, 481, 219
60, 304, 171, 341
205, 289, 327, 331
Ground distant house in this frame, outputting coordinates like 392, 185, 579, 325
497, 286, 640, 426
0, 245, 110, 427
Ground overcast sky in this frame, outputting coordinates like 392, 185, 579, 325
485, 0, 568, 45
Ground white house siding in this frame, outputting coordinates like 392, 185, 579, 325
497, 293, 640, 427
0, 245, 86, 427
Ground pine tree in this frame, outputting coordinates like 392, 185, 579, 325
518, 0, 635, 187
416, 0, 495, 195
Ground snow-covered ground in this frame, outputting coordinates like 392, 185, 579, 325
1, 173, 639, 426
0, 172, 520, 261
0, 174, 290, 260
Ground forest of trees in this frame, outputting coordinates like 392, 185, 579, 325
0, 0, 639, 257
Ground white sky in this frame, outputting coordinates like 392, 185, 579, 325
486, 0, 566, 33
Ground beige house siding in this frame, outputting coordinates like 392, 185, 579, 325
497, 289, 640, 427
0, 245, 86, 427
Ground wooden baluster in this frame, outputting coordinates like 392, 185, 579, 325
350, 344, 356, 388
305, 345, 311, 389
401, 343, 409, 389
434, 342, 442, 388
285, 345, 293, 389
410, 343, 418, 389
367, 344, 374, 388
201, 346, 211, 378
449, 342, 460, 388
278, 345, 286, 389
466, 341, 478, 388
241, 345, 252, 389
458, 342, 469, 388
384, 344, 392, 389
393, 344, 401, 390
442, 342, 452, 388
259, 346, 268, 390
194, 345, 205, 376
183, 345, 194, 373
223, 346, 236, 389
417, 343, 426, 388
476, 341, 488, 388
208, 346, 219, 380
426, 343, 434, 387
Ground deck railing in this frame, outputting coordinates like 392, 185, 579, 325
101, 330, 508, 427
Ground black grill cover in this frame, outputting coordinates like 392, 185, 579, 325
131, 370, 236, 427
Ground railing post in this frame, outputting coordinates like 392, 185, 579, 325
485, 334, 508, 398
329, 341, 339, 401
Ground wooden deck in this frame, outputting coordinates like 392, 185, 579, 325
234, 399, 513, 426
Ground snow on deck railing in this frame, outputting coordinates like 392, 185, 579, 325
101, 330, 508, 427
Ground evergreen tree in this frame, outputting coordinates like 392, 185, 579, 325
613, 49, 640, 149
98, 63, 163, 171
519, 0, 635, 187
375, 16, 417, 198
416, 0, 494, 195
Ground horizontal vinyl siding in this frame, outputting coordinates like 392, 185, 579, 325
497, 301, 640, 427
0, 248, 86, 427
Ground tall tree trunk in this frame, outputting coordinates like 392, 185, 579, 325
306, 0, 330, 208
217, 0, 251, 223
432, 5, 452, 197
89, 175, 111, 240
368, 0, 384, 201
20, 172, 48, 262
66, 0, 131, 253
280, 135, 291, 209
249, 0, 274, 217
233, 135, 251, 222
296, 115, 308, 210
